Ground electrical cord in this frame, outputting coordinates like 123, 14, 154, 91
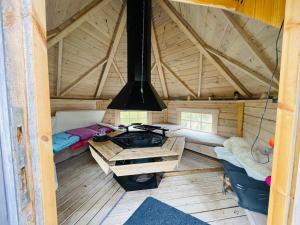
250, 20, 284, 164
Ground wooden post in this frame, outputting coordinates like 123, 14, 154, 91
163, 109, 168, 123
198, 53, 203, 98
95, 4, 127, 98
56, 39, 63, 96
0, 0, 57, 224
151, 21, 168, 99
236, 103, 244, 137
267, 0, 300, 224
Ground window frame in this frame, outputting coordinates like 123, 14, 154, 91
115, 110, 152, 125
176, 108, 219, 133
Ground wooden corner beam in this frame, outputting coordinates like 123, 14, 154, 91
158, 0, 252, 97
47, 0, 111, 48
95, 3, 127, 98
206, 45, 279, 91
112, 60, 125, 85
198, 53, 203, 98
151, 21, 168, 99
222, 10, 279, 82
56, 39, 63, 96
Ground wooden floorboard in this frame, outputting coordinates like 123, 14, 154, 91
56, 150, 249, 225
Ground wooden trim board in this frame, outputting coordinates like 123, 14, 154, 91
169, 0, 285, 28
90, 146, 111, 175
89, 136, 185, 176
1, 0, 57, 224
267, 0, 300, 224
110, 160, 179, 176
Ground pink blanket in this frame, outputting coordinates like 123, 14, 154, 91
86, 124, 114, 133
67, 124, 114, 150
66, 128, 98, 140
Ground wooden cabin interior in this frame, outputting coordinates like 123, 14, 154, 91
1, 0, 300, 225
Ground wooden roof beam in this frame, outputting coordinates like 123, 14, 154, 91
162, 62, 197, 98
151, 21, 168, 99
47, 0, 111, 48
56, 39, 64, 96
222, 10, 279, 82
60, 58, 107, 96
206, 46, 279, 91
151, 63, 157, 72
47, 0, 107, 37
158, 0, 252, 97
198, 53, 203, 98
112, 60, 125, 85
169, 0, 285, 28
95, 4, 126, 98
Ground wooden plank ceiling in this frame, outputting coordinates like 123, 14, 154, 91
46, 0, 282, 100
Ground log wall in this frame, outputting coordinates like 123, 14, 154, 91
167, 100, 239, 137
243, 100, 277, 151
50, 99, 278, 144
50, 98, 165, 125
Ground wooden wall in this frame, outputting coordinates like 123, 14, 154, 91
167, 100, 239, 137
50, 99, 98, 115
50, 98, 164, 125
50, 98, 237, 136
243, 100, 277, 151
50, 99, 278, 145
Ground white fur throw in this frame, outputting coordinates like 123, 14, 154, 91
224, 137, 271, 181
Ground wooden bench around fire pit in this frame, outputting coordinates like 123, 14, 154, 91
89, 132, 185, 177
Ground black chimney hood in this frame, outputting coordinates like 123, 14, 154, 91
107, 0, 167, 111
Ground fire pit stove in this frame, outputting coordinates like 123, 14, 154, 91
89, 124, 185, 191
111, 124, 168, 149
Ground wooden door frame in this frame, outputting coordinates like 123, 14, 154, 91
0, 0, 57, 224
267, 0, 300, 224
292, 159, 300, 224
0, 5, 24, 225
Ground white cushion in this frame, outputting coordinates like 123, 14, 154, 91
173, 129, 226, 146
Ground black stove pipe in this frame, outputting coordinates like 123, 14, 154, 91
107, 0, 167, 111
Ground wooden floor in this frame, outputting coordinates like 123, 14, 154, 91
56, 150, 249, 225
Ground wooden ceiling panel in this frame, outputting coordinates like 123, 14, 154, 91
164, 71, 190, 98
66, 69, 101, 98
47, 0, 282, 100
101, 66, 124, 98
225, 65, 271, 96
86, 1, 122, 40
60, 27, 109, 93
46, 0, 96, 31
171, 2, 209, 43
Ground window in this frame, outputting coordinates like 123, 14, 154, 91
177, 108, 219, 133
119, 111, 148, 125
